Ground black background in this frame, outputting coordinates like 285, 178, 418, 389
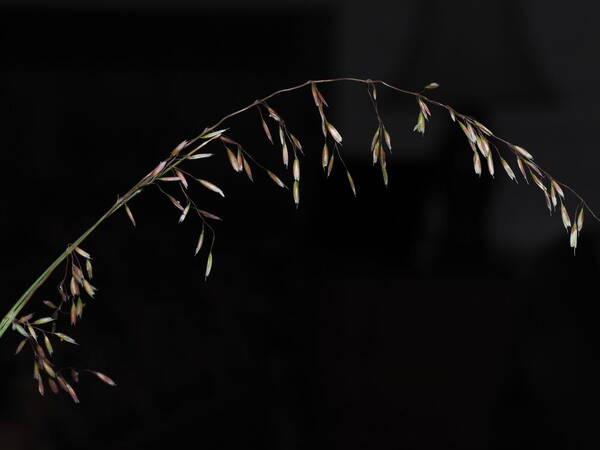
0, 1, 598, 449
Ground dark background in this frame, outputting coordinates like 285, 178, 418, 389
0, 1, 598, 449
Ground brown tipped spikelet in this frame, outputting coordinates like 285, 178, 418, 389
198, 179, 225, 197
124, 204, 136, 227
267, 170, 286, 189
346, 172, 357, 197
205, 252, 213, 280
322, 143, 329, 170
91, 371, 117, 387
293, 181, 300, 208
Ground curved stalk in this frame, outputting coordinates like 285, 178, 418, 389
1, 77, 597, 341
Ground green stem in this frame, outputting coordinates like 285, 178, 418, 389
0, 206, 116, 339
0, 189, 143, 340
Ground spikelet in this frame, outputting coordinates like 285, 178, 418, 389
267, 170, 287, 189
205, 252, 213, 280
413, 112, 426, 134
516, 157, 528, 183
486, 153, 495, 177
76, 297, 84, 318
290, 134, 303, 154
570, 224, 578, 252
178, 203, 190, 224
198, 179, 225, 197
70, 302, 77, 325
278, 127, 288, 166
200, 129, 227, 139
315, 84, 328, 106
17, 314, 33, 324
383, 128, 392, 151
27, 324, 37, 342
150, 161, 166, 178
293, 181, 300, 208
265, 105, 281, 122
188, 135, 220, 155
550, 183, 557, 209
13, 323, 29, 339
551, 180, 565, 199
473, 120, 492, 136
33, 361, 40, 380
44, 335, 53, 355
417, 98, 431, 119
560, 203, 571, 230
372, 141, 381, 165
42, 360, 55, 378
82, 279, 97, 298
62, 378, 80, 403
321, 143, 329, 170
236, 145, 244, 172
38, 377, 45, 396
327, 153, 335, 178
326, 122, 343, 144
543, 191, 552, 213
32, 317, 54, 325
381, 164, 389, 187
371, 127, 380, 153
74, 247, 91, 259
525, 160, 543, 177
500, 158, 516, 181
310, 82, 329, 137
311, 82, 321, 107
91, 371, 117, 387
260, 116, 273, 144
195, 228, 205, 256
293, 158, 300, 182
459, 122, 476, 143
281, 141, 289, 168
577, 207, 584, 232
476, 135, 490, 158
15, 339, 27, 355
48, 378, 59, 394
85, 259, 93, 279
164, 193, 184, 211
346, 172, 357, 197
174, 170, 188, 189
55, 333, 77, 345
473, 152, 482, 177
243, 158, 253, 182
69, 276, 80, 297
170, 140, 188, 157
197, 209, 222, 221
513, 145, 533, 160
187, 153, 213, 160
226, 147, 241, 172
530, 172, 547, 192
125, 204, 136, 227
71, 265, 84, 284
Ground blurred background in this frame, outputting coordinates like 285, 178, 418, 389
0, 0, 598, 448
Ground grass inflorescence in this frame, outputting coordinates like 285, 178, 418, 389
1, 77, 596, 402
